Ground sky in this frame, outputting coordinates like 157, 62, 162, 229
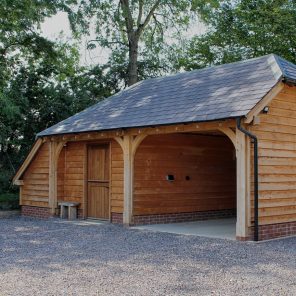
41, 12, 71, 40
41, 12, 110, 66
41, 11, 206, 67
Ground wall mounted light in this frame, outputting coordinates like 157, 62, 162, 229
262, 106, 269, 114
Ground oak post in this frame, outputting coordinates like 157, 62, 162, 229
49, 141, 57, 215
236, 128, 248, 238
49, 141, 65, 216
122, 135, 133, 225
115, 134, 146, 225
19, 185, 23, 206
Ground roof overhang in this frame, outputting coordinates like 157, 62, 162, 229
13, 138, 43, 185
244, 81, 285, 124
12, 79, 291, 186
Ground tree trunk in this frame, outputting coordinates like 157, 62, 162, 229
128, 38, 139, 86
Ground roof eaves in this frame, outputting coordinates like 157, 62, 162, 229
36, 116, 243, 139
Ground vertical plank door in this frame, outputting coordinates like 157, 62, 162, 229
87, 145, 110, 219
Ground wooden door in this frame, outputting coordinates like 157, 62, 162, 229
87, 145, 110, 219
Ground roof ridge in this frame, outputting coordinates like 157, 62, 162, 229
273, 54, 296, 79
266, 54, 283, 81
135, 54, 276, 85
273, 54, 288, 77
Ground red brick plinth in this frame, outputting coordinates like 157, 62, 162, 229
257, 221, 296, 240
132, 209, 236, 226
240, 221, 296, 241
21, 206, 51, 219
111, 212, 123, 224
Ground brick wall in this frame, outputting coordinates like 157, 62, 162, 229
258, 222, 296, 240
22, 206, 51, 219
21, 206, 296, 241
237, 221, 296, 241
132, 209, 236, 226
111, 212, 123, 224
23, 206, 84, 220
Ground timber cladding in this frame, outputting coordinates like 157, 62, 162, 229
22, 142, 50, 207
21, 139, 124, 218
133, 134, 236, 216
56, 139, 124, 217
58, 142, 84, 208
250, 85, 296, 226
110, 140, 124, 214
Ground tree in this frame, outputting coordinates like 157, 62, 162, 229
0, 0, 219, 194
0, 42, 118, 194
0, 0, 116, 194
79, 0, 198, 86
177, 0, 296, 70
0, 0, 78, 68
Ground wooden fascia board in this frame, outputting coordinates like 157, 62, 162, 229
14, 180, 24, 186
46, 119, 236, 142
12, 138, 43, 185
245, 81, 285, 124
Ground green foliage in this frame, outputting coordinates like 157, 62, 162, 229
3, 0, 296, 197
0, 0, 77, 74
177, 0, 296, 70
75, 0, 198, 85
0, 192, 18, 203
0, 192, 19, 210
0, 0, 116, 194
0, 42, 116, 193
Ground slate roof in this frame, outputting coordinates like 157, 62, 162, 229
38, 54, 296, 137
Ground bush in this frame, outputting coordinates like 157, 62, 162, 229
0, 193, 19, 210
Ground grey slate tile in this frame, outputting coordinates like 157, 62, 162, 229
37, 54, 296, 136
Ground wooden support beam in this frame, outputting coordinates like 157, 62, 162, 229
127, 119, 236, 136
19, 185, 23, 206
115, 134, 147, 225
131, 134, 147, 155
122, 135, 133, 225
49, 141, 57, 215
235, 128, 249, 239
252, 116, 260, 125
218, 127, 236, 148
14, 180, 24, 186
83, 143, 88, 219
48, 141, 66, 215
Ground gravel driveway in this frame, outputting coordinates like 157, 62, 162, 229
0, 217, 295, 296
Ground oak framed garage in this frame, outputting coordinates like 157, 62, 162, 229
13, 54, 296, 241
